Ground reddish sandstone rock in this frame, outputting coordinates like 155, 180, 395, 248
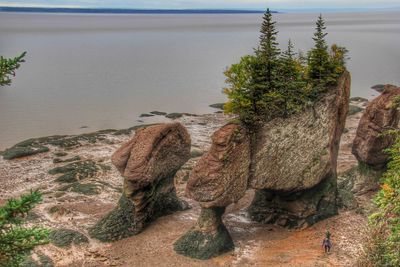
248, 71, 351, 228
186, 123, 251, 208
251, 72, 351, 192
112, 122, 191, 195
90, 123, 191, 242
352, 85, 400, 169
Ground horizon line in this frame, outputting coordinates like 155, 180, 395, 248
0, 6, 399, 14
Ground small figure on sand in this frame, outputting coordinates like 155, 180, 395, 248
322, 230, 332, 253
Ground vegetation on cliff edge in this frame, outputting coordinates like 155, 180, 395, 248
361, 129, 400, 266
223, 9, 348, 126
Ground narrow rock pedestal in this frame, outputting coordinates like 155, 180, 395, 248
174, 207, 234, 260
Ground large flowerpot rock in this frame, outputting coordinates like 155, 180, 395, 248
249, 71, 351, 228
89, 123, 191, 241
352, 85, 400, 169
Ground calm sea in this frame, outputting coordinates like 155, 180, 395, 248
0, 11, 399, 149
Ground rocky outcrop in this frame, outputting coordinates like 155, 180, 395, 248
175, 123, 250, 258
186, 124, 251, 208
177, 72, 351, 259
352, 85, 400, 169
90, 123, 191, 241
248, 72, 351, 228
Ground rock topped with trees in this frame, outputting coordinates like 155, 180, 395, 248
177, 9, 350, 259
223, 10, 348, 126
352, 85, 400, 169
89, 123, 191, 241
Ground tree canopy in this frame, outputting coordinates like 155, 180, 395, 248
223, 10, 348, 126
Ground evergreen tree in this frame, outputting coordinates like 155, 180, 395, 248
278, 40, 307, 115
0, 52, 26, 86
0, 190, 49, 267
255, 8, 280, 92
307, 15, 331, 89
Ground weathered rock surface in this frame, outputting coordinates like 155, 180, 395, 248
186, 123, 251, 208
176, 123, 250, 258
248, 72, 351, 228
251, 72, 351, 192
352, 85, 400, 169
90, 123, 191, 241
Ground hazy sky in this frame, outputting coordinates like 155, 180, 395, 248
1, 0, 399, 9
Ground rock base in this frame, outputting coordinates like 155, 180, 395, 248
248, 174, 338, 228
89, 177, 188, 242
174, 207, 234, 259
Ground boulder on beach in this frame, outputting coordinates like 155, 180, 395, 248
352, 85, 400, 169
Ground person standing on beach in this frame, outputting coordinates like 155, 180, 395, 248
322, 231, 332, 253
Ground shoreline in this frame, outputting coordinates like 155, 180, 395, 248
0, 99, 371, 266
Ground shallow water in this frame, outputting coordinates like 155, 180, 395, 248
0, 11, 399, 149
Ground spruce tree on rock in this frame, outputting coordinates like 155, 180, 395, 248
256, 8, 280, 93
253, 8, 285, 120
279, 40, 307, 115
307, 15, 332, 90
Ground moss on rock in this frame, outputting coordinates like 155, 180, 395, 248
49, 229, 88, 248
174, 226, 234, 260
54, 151, 68, 157
150, 111, 167, 116
2, 146, 49, 160
88, 194, 137, 242
174, 207, 234, 260
165, 113, 183, 119
348, 105, 363, 116
53, 156, 81, 164
58, 182, 102, 195
22, 253, 54, 267
49, 160, 99, 183
350, 97, 368, 102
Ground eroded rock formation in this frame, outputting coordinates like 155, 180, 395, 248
174, 123, 250, 259
90, 122, 191, 241
352, 85, 400, 169
249, 72, 351, 227
176, 72, 351, 259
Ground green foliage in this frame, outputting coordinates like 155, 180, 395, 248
223, 55, 261, 124
0, 52, 26, 86
307, 15, 331, 86
256, 8, 280, 91
0, 190, 49, 267
223, 10, 348, 126
362, 132, 400, 266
